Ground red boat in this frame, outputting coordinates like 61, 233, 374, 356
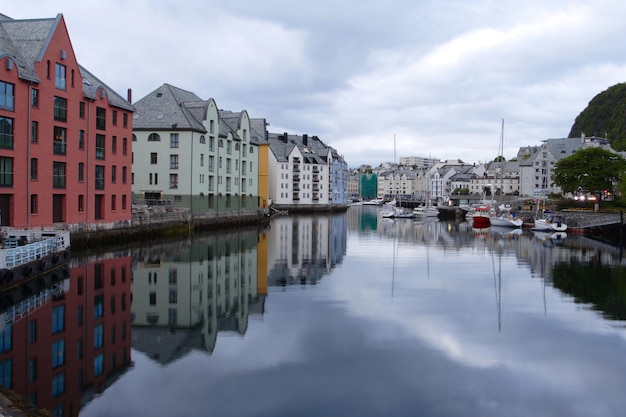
471, 207, 491, 229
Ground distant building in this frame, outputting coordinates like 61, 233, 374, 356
267, 133, 347, 207
0, 13, 134, 230
399, 156, 440, 169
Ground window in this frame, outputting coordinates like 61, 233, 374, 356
94, 324, 104, 350
112, 110, 118, 126
52, 339, 65, 368
30, 194, 38, 214
123, 113, 128, 128
122, 137, 128, 155
227, 141, 232, 154
169, 174, 178, 189
200, 154, 204, 166
150, 152, 158, 164
148, 133, 160, 141
95, 165, 104, 190
30, 158, 38, 180
170, 154, 179, 169
111, 165, 116, 183
79, 130, 85, 149
0, 81, 14, 111
52, 372, 65, 398
210, 120, 215, 134
31, 88, 39, 107
53, 97, 67, 122
199, 135, 205, 144
31, 121, 38, 143
94, 354, 104, 376
55, 63, 66, 90
122, 194, 127, 210
52, 305, 65, 334
78, 162, 84, 182
209, 137, 214, 151
0, 157, 13, 187
96, 107, 106, 130
209, 156, 214, 172
170, 133, 179, 148
95, 134, 105, 159
0, 327, 10, 353
79, 101, 85, 118
53, 126, 66, 155
78, 195, 84, 212
0, 359, 11, 388
111, 194, 116, 210
0, 116, 14, 149
122, 166, 127, 183
52, 162, 66, 189
29, 321, 37, 343
112, 136, 117, 154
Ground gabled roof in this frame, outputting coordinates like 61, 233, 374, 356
268, 132, 331, 164
132, 83, 207, 132
0, 13, 134, 111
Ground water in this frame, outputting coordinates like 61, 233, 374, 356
4, 205, 626, 417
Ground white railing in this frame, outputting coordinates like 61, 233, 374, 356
0, 231, 70, 270
0, 281, 67, 330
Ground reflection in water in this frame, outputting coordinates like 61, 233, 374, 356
3, 206, 626, 416
0, 253, 133, 417
131, 229, 263, 359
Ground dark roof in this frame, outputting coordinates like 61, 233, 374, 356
132, 83, 207, 132
0, 13, 134, 111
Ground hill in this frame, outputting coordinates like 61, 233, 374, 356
568, 82, 626, 151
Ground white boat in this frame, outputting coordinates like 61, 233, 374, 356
380, 200, 413, 219
533, 213, 567, 232
363, 198, 384, 206
0, 229, 71, 288
490, 206, 523, 228
413, 205, 439, 218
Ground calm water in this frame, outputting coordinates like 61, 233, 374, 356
4, 205, 626, 417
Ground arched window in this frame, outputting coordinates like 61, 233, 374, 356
148, 133, 161, 141
249, 146, 254, 154
132, 134, 137, 142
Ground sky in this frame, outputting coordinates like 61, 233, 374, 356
4, 0, 626, 167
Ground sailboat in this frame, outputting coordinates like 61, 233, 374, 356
380, 134, 413, 219
490, 119, 523, 228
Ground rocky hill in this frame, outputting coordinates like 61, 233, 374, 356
568, 82, 626, 151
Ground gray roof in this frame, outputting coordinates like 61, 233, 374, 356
268, 132, 331, 164
0, 13, 134, 111
132, 83, 207, 132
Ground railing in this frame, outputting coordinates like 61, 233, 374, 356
0, 231, 70, 270
2, 281, 66, 328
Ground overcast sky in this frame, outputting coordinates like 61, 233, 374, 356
5, 0, 626, 167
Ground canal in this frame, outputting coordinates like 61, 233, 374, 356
3, 205, 626, 416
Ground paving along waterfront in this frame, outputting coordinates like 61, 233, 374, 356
2, 205, 626, 416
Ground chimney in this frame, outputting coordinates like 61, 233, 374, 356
127, 88, 132, 103
283, 132, 288, 143
303, 134, 308, 146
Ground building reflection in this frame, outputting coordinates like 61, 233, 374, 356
0, 252, 133, 417
131, 229, 266, 361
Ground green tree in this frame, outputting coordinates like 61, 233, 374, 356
553, 147, 626, 196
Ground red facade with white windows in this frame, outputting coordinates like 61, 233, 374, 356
0, 14, 133, 229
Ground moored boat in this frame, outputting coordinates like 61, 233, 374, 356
533, 212, 567, 232
471, 207, 492, 228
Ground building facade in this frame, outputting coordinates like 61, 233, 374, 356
131, 84, 259, 214
0, 13, 134, 230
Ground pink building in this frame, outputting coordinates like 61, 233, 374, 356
0, 13, 134, 229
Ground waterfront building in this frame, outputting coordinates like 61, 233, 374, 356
518, 135, 615, 197
377, 169, 416, 201
0, 13, 134, 230
359, 173, 378, 200
131, 84, 260, 214
267, 132, 347, 208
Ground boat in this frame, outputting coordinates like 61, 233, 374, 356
380, 199, 413, 219
413, 205, 439, 218
362, 198, 384, 206
490, 205, 523, 228
489, 120, 522, 228
471, 206, 491, 228
0, 229, 71, 290
533, 212, 567, 232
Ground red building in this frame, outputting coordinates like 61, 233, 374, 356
0, 13, 134, 229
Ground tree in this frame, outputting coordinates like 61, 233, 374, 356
553, 147, 626, 197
